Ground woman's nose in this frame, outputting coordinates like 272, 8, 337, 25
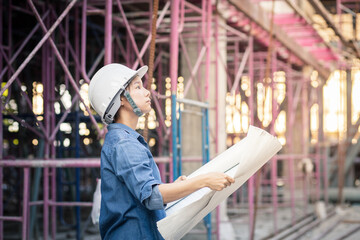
145, 88, 150, 97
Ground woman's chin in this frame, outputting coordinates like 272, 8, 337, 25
143, 107, 152, 114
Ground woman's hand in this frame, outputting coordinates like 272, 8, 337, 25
174, 175, 187, 183
202, 172, 235, 191
159, 172, 234, 203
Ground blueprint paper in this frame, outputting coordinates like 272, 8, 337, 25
157, 125, 282, 240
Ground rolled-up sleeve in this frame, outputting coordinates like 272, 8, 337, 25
143, 185, 165, 210
112, 139, 162, 205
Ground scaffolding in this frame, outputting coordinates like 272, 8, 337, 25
1, 0, 359, 239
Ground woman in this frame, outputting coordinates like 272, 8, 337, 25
89, 63, 234, 239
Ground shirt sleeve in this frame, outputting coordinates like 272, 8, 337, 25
143, 185, 165, 210
112, 138, 162, 206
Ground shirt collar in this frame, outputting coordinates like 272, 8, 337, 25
107, 123, 141, 139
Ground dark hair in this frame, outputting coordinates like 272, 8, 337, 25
113, 108, 121, 123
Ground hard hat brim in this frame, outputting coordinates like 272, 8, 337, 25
135, 65, 148, 80
121, 65, 148, 93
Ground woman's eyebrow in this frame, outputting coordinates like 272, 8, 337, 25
132, 79, 142, 86
132, 80, 140, 85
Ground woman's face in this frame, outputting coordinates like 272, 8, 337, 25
127, 76, 152, 114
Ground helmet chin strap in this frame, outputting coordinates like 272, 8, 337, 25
123, 90, 143, 117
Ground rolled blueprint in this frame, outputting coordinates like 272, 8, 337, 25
157, 125, 282, 240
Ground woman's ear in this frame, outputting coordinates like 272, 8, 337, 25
120, 95, 128, 106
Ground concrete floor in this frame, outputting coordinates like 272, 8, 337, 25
179, 204, 360, 240
5, 204, 359, 240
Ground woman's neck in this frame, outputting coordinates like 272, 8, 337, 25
116, 110, 139, 130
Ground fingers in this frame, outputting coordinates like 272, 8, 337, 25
217, 173, 235, 191
222, 174, 234, 189
225, 175, 235, 183
180, 175, 187, 181
204, 172, 235, 191
174, 175, 187, 183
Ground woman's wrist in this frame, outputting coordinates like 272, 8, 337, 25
193, 174, 208, 189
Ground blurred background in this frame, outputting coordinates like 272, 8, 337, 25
1, 0, 360, 239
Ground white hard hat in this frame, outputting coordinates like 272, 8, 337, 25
88, 63, 148, 124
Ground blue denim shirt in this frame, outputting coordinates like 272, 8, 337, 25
99, 123, 166, 239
